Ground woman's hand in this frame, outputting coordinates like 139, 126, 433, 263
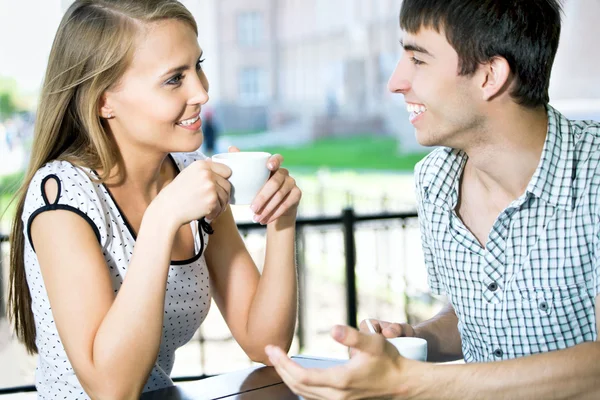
229, 146, 302, 224
154, 158, 232, 228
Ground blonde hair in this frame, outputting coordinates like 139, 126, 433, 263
8, 0, 198, 354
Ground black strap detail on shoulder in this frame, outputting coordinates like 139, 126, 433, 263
27, 204, 102, 253
171, 219, 206, 265
199, 217, 214, 235
40, 174, 61, 206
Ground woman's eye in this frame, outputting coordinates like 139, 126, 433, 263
196, 58, 205, 71
166, 74, 184, 85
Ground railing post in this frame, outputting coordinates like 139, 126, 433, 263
342, 208, 357, 329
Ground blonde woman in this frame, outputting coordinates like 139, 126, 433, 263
7, 0, 301, 398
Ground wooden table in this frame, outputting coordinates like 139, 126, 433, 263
141, 356, 345, 399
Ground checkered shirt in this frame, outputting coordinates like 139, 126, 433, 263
415, 105, 600, 362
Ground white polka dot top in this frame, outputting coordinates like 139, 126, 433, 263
21, 151, 212, 399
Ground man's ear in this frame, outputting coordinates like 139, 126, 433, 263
480, 56, 512, 101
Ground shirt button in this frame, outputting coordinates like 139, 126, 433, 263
487, 282, 499, 292
493, 349, 503, 358
539, 301, 549, 311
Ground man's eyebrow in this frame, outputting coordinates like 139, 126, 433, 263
160, 52, 204, 78
399, 39, 434, 57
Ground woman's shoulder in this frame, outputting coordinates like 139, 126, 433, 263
30, 159, 95, 186
23, 159, 109, 248
26, 159, 99, 206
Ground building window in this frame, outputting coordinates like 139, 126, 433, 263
238, 67, 266, 102
237, 11, 263, 47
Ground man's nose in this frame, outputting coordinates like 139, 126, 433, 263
387, 59, 412, 94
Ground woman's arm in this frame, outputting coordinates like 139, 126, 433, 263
32, 160, 231, 399
205, 207, 298, 364
32, 202, 177, 399
205, 155, 301, 364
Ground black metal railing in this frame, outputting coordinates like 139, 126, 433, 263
0, 208, 419, 394
236, 208, 419, 330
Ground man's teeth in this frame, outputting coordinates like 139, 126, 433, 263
407, 104, 427, 114
178, 115, 200, 126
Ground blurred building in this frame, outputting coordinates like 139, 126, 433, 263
56, 0, 600, 150
205, 0, 418, 148
548, 0, 600, 121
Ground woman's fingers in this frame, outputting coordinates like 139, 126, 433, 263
254, 176, 296, 223
267, 154, 284, 171
251, 168, 288, 214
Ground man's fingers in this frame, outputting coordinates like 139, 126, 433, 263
359, 319, 382, 334
381, 323, 405, 338
266, 345, 354, 390
331, 325, 386, 356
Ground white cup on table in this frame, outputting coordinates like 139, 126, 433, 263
211, 151, 271, 206
387, 337, 428, 361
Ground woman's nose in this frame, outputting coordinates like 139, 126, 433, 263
188, 73, 209, 105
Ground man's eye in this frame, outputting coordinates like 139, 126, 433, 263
410, 57, 425, 66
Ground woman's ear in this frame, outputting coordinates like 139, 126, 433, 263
98, 93, 114, 119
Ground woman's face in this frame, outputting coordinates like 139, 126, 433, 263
103, 19, 209, 155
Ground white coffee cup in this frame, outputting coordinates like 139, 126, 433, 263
387, 337, 428, 361
211, 152, 271, 205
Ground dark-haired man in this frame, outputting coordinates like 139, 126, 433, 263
266, 0, 600, 398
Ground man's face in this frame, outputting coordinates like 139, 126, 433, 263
388, 28, 485, 148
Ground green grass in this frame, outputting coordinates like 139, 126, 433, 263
262, 135, 428, 171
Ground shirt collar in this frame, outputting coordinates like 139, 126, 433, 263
423, 105, 574, 211
525, 105, 574, 210
422, 147, 467, 209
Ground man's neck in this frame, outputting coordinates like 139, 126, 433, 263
462, 105, 548, 201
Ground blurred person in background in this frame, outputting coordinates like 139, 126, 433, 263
267, 0, 600, 399
201, 106, 218, 156
7, 0, 301, 398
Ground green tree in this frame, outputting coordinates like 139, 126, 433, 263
0, 92, 17, 119
0, 76, 22, 120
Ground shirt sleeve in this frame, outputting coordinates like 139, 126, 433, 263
595, 227, 600, 298
22, 161, 108, 252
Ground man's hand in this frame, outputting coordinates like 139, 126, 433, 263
359, 319, 416, 338
350, 319, 416, 358
266, 325, 427, 400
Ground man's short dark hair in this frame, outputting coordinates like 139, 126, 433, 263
400, 0, 563, 108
